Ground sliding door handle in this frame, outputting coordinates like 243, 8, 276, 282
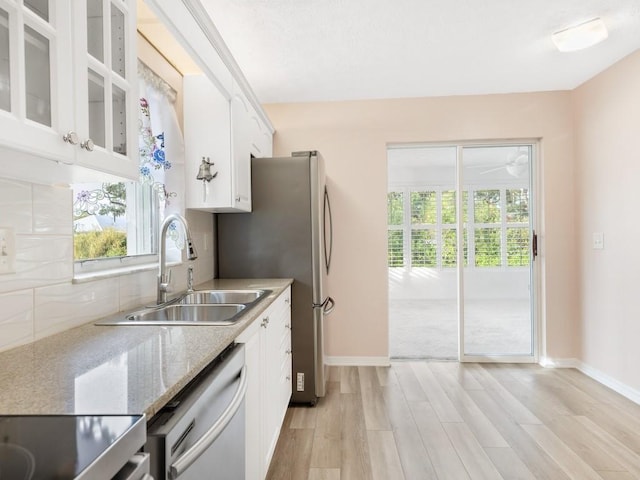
532, 230, 538, 260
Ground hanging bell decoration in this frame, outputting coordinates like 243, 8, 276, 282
196, 157, 218, 182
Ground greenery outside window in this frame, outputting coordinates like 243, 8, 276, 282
410, 191, 436, 267
387, 186, 529, 269
387, 192, 404, 267
72, 181, 159, 261
506, 188, 530, 266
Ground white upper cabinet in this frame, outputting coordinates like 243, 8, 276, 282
247, 100, 273, 159
0, 0, 138, 184
0, 0, 74, 165
183, 74, 238, 212
185, 75, 273, 213
146, 0, 274, 212
230, 81, 252, 211
231, 80, 273, 161
72, 0, 138, 179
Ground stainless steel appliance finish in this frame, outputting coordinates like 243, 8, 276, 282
0, 414, 148, 479
217, 151, 334, 404
146, 343, 246, 480
114, 452, 153, 480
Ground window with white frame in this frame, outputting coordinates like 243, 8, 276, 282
387, 186, 529, 269
72, 61, 183, 273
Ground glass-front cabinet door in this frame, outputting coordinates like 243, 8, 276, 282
0, 0, 137, 182
73, 0, 137, 179
0, 0, 75, 164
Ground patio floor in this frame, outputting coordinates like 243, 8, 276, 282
389, 298, 532, 359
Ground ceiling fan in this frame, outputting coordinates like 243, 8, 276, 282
475, 147, 530, 178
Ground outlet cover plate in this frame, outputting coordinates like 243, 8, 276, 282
593, 232, 604, 250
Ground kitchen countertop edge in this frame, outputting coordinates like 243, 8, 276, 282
0, 278, 293, 418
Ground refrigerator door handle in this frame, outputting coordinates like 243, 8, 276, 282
323, 296, 335, 315
323, 186, 333, 274
313, 296, 335, 315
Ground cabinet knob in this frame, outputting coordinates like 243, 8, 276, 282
80, 138, 94, 152
285, 324, 291, 330
286, 375, 291, 381
285, 297, 290, 305
235, 196, 241, 203
62, 131, 79, 145
286, 349, 292, 355
261, 317, 269, 328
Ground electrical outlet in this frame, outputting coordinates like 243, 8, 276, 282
296, 372, 304, 392
0, 227, 15, 274
593, 232, 604, 250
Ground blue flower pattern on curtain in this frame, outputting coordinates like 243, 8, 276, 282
139, 97, 173, 199
73, 93, 177, 216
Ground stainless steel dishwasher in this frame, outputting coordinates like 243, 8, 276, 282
145, 343, 246, 480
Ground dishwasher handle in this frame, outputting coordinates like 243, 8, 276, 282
169, 365, 248, 480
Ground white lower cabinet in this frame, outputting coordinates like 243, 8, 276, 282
237, 286, 292, 480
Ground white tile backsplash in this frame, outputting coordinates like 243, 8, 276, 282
0, 178, 32, 234
33, 184, 72, 234
186, 210, 214, 284
0, 235, 73, 293
34, 278, 120, 340
0, 289, 34, 350
119, 270, 158, 311
0, 175, 215, 353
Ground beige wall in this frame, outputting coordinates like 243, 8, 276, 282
572, 49, 640, 391
265, 92, 578, 361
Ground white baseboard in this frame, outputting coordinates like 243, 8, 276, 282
325, 356, 391, 367
541, 357, 640, 405
539, 357, 580, 368
576, 361, 640, 405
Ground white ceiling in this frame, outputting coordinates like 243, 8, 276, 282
198, 0, 640, 103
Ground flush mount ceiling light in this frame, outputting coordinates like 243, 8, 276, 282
552, 18, 608, 52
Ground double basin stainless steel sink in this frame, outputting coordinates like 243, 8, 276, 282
97, 289, 271, 326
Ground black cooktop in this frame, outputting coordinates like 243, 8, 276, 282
0, 414, 142, 480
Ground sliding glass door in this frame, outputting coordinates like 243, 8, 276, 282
387, 142, 537, 361
460, 145, 536, 360
388, 146, 458, 358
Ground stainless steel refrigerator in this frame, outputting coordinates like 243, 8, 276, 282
216, 151, 334, 405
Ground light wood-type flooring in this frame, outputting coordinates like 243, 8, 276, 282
266, 362, 640, 480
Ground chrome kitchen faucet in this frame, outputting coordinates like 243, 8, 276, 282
158, 214, 198, 304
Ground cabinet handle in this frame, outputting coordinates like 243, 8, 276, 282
62, 131, 79, 145
285, 324, 291, 330
80, 138, 95, 152
235, 196, 241, 202
286, 349, 292, 355
285, 297, 290, 305
286, 376, 291, 381
261, 317, 269, 328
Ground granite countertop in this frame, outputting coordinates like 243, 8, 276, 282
0, 278, 292, 418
